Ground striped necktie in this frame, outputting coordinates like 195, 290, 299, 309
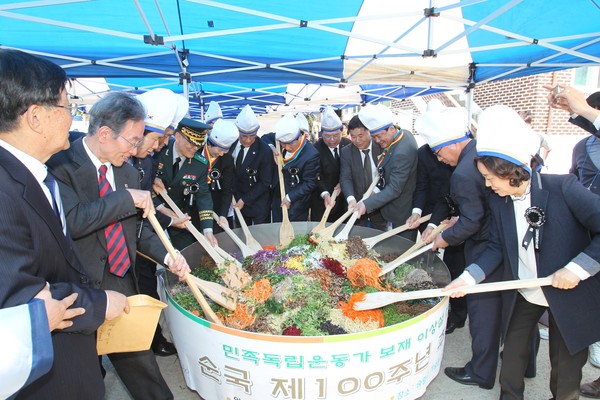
43, 171, 67, 235
98, 165, 131, 277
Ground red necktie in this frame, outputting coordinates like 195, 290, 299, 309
98, 165, 131, 277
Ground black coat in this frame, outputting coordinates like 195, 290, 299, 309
231, 137, 274, 221
468, 173, 600, 354
0, 146, 107, 399
310, 137, 351, 221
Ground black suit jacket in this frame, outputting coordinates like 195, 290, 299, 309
231, 137, 274, 220
413, 144, 454, 216
273, 140, 320, 221
433, 140, 492, 266
468, 173, 600, 354
339, 141, 382, 202
48, 138, 167, 292
311, 137, 351, 221
0, 146, 107, 399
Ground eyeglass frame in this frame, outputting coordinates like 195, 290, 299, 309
118, 134, 144, 149
53, 103, 80, 118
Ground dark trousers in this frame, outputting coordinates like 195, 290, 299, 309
464, 291, 503, 388
136, 255, 168, 347
500, 294, 587, 400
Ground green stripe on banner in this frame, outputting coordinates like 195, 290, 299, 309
166, 293, 212, 328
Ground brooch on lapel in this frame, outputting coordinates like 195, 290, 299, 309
522, 206, 545, 250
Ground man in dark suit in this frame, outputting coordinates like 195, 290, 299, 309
417, 105, 509, 389
311, 106, 351, 222
273, 113, 320, 222
339, 115, 387, 231
0, 48, 128, 399
355, 104, 418, 239
232, 105, 274, 225
48, 92, 189, 400
154, 118, 215, 250
448, 105, 600, 399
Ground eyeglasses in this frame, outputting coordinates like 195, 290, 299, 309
54, 103, 79, 118
118, 135, 144, 148
433, 148, 443, 157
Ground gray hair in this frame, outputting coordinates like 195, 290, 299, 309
87, 92, 145, 138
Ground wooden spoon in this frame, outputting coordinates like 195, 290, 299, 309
363, 214, 431, 249
311, 186, 341, 234
310, 207, 353, 242
334, 175, 380, 241
353, 277, 554, 311
155, 188, 251, 290
231, 196, 263, 253
146, 213, 223, 324
213, 212, 256, 258
275, 141, 294, 247
379, 223, 446, 277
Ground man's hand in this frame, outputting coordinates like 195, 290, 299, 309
323, 193, 336, 208
234, 198, 245, 210
170, 214, 190, 229
126, 189, 155, 218
354, 201, 366, 217
104, 290, 130, 321
347, 199, 357, 210
166, 252, 191, 281
218, 216, 229, 229
204, 231, 218, 247
551, 267, 581, 290
35, 285, 85, 331
406, 213, 422, 229
153, 178, 166, 193
281, 197, 291, 208
442, 278, 469, 298
431, 232, 449, 251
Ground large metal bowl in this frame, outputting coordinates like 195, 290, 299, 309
162, 221, 451, 400
179, 221, 451, 287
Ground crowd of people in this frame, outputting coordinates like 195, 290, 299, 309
2, 47, 600, 400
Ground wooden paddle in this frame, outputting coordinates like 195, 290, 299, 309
311, 186, 341, 234
212, 212, 256, 258
155, 188, 251, 290
275, 141, 294, 247
231, 196, 263, 253
363, 214, 431, 249
146, 213, 224, 324
379, 243, 434, 276
310, 207, 353, 242
333, 175, 380, 241
353, 277, 554, 311
379, 223, 446, 277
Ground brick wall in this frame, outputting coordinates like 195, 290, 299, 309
389, 69, 590, 136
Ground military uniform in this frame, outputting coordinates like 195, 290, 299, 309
154, 138, 213, 249
207, 151, 234, 230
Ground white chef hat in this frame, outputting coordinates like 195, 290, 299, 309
415, 106, 470, 151
295, 113, 310, 134
204, 101, 223, 124
321, 106, 342, 133
358, 104, 395, 135
136, 88, 177, 135
207, 119, 238, 150
235, 105, 260, 135
476, 105, 541, 174
168, 94, 189, 131
275, 113, 302, 143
